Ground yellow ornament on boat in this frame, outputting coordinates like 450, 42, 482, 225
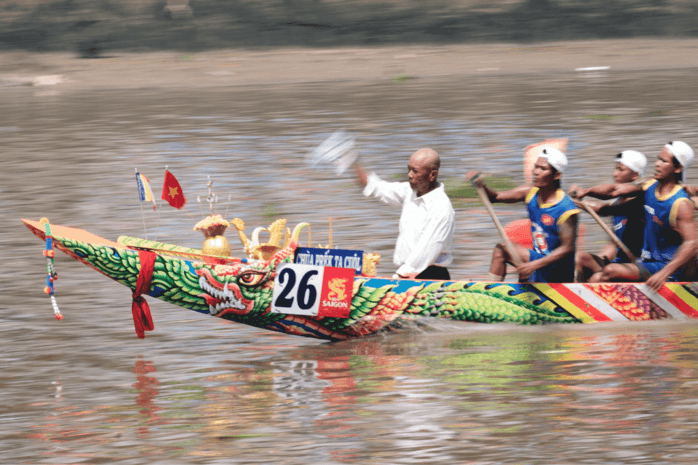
195, 214, 231, 257
193, 214, 230, 232
202, 235, 231, 257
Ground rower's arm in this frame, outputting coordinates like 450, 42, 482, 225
646, 200, 697, 291
484, 184, 532, 204
466, 171, 531, 204
571, 183, 642, 200
596, 196, 643, 217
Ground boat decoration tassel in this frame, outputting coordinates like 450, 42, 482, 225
40, 218, 62, 320
132, 250, 156, 338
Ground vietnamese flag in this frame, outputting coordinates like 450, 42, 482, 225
161, 170, 187, 209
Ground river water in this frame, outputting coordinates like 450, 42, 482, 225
2, 59, 698, 464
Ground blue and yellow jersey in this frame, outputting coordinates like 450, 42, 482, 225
641, 179, 690, 263
525, 188, 580, 282
526, 188, 580, 256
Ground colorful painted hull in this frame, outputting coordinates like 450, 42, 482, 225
23, 219, 698, 341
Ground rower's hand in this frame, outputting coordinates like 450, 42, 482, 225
647, 269, 671, 292
568, 185, 588, 200
466, 170, 484, 188
572, 197, 599, 212
579, 199, 602, 213
515, 261, 535, 281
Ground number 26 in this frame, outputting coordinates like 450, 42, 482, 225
274, 268, 319, 310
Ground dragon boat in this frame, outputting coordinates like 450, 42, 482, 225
23, 218, 698, 341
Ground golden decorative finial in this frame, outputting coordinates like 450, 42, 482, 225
230, 218, 252, 256
230, 218, 302, 260
361, 253, 380, 277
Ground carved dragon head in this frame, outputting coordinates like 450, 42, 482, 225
195, 223, 309, 320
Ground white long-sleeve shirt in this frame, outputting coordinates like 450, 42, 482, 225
363, 172, 455, 277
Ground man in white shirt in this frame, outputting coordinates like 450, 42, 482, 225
354, 148, 455, 280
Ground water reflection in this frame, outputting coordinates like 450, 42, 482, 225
132, 359, 161, 437
9, 320, 698, 463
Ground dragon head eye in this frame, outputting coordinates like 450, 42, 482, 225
238, 270, 267, 287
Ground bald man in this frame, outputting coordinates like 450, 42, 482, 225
355, 148, 455, 280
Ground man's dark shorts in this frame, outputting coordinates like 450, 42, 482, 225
636, 260, 686, 282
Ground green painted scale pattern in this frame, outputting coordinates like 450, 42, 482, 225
58, 236, 580, 340
64, 237, 208, 312
410, 281, 579, 324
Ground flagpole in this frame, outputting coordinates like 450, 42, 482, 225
135, 168, 149, 239
154, 165, 167, 242
140, 202, 148, 238
207, 175, 213, 215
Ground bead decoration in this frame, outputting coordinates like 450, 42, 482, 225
40, 218, 62, 320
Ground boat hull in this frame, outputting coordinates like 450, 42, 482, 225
23, 219, 698, 341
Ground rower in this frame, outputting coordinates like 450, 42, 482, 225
354, 148, 455, 280
569, 150, 647, 282
473, 147, 580, 282
582, 141, 697, 289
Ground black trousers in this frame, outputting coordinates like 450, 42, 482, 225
416, 265, 450, 280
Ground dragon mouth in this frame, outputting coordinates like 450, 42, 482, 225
197, 272, 254, 316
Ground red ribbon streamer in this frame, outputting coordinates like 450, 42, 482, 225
132, 251, 156, 339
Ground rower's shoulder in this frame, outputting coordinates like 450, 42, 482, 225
524, 186, 538, 204
642, 179, 657, 191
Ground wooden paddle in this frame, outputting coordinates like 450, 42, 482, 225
573, 196, 636, 263
468, 172, 524, 267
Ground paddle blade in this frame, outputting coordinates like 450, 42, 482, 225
523, 139, 568, 184
503, 218, 586, 248
307, 130, 357, 175
504, 219, 532, 248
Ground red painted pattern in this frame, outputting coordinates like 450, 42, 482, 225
547, 283, 612, 322
584, 284, 667, 320
658, 285, 698, 318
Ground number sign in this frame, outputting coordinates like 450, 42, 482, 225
272, 264, 354, 318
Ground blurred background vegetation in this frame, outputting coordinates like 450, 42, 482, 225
1, 0, 697, 57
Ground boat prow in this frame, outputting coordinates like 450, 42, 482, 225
23, 218, 123, 248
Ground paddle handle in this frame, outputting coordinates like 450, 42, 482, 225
475, 186, 524, 267
578, 199, 636, 263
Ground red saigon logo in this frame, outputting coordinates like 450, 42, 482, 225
318, 267, 354, 318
